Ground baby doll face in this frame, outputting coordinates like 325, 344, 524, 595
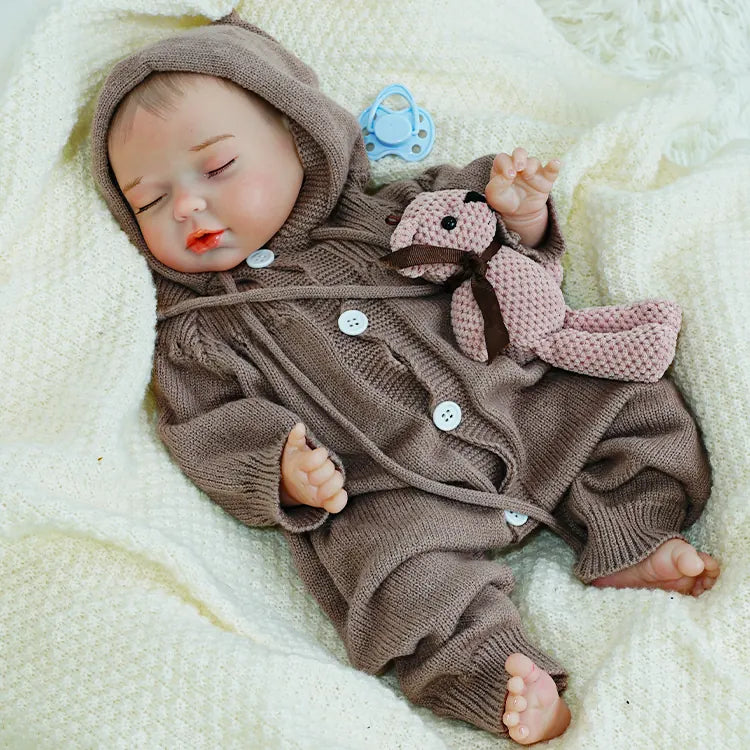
108, 74, 304, 273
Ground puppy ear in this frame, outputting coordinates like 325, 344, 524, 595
389, 216, 420, 250
464, 191, 487, 203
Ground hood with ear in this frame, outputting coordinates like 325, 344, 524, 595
90, 11, 371, 295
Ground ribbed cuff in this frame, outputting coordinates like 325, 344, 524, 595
574, 499, 687, 583
423, 627, 567, 736
277, 503, 329, 533
222, 432, 330, 534
515, 197, 566, 264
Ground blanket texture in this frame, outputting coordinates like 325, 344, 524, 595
1, 0, 748, 748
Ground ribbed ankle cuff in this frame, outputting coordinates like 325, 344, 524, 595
574, 499, 687, 583
421, 626, 567, 735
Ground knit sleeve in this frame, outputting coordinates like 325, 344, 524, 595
515, 196, 566, 270
152, 327, 334, 534
371, 154, 566, 266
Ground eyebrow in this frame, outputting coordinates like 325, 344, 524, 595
122, 134, 235, 193
189, 133, 235, 152
122, 176, 142, 194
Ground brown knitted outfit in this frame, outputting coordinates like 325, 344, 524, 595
91, 13, 711, 735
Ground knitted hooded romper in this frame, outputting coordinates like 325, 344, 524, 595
91, 13, 711, 735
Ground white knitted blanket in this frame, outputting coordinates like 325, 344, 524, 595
1, 1, 748, 747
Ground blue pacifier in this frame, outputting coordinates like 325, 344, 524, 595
358, 83, 435, 161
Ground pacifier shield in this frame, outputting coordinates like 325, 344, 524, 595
358, 83, 435, 161
374, 112, 412, 146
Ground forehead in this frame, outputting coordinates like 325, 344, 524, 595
112, 77, 240, 141
110, 77, 283, 165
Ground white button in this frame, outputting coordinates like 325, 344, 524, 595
432, 400, 462, 431
338, 309, 369, 335
504, 510, 528, 526
246, 248, 275, 268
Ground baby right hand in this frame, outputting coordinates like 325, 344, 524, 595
280, 423, 348, 513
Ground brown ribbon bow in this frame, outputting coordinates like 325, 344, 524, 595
381, 230, 510, 362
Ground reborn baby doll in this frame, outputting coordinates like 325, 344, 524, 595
91, 13, 719, 745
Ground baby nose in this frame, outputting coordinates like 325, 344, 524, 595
173, 190, 207, 220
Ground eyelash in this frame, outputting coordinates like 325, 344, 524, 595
208, 158, 236, 178
135, 158, 237, 214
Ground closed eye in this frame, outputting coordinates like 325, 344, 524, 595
207, 158, 236, 177
135, 159, 237, 214
135, 196, 164, 214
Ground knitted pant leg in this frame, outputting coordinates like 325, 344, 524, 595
555, 377, 712, 583
285, 488, 567, 735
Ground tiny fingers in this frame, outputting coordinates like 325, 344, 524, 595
286, 422, 307, 448
297, 446, 329, 471
516, 165, 559, 192
492, 152, 517, 179
322, 489, 348, 514
534, 159, 561, 186
521, 156, 540, 177
512, 147, 528, 171
316, 470, 344, 501
493, 152, 562, 192
542, 158, 562, 177
308, 459, 336, 485
494, 148, 530, 175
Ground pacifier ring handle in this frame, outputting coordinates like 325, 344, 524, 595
366, 83, 419, 132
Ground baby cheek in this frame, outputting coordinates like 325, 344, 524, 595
139, 222, 158, 247
139, 222, 171, 259
232, 169, 280, 214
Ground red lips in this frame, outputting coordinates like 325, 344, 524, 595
186, 229, 224, 254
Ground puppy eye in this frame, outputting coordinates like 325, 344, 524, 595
441, 215, 457, 231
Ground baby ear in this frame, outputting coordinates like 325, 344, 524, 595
389, 216, 421, 250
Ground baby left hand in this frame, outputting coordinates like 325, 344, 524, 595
485, 147, 561, 220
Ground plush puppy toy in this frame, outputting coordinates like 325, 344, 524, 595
382, 189, 682, 382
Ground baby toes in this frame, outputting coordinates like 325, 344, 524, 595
505, 652, 538, 682
502, 693, 528, 728
692, 553, 720, 596
699, 551, 721, 576
509, 724, 531, 743
673, 544, 705, 578
502, 710, 533, 744
502, 710, 520, 728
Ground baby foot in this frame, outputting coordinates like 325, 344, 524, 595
502, 654, 571, 744
591, 538, 720, 596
